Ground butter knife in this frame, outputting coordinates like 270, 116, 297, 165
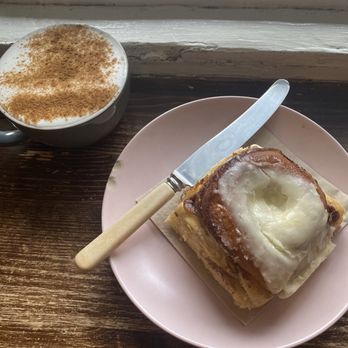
75, 79, 290, 270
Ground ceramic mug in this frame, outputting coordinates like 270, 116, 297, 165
0, 24, 129, 147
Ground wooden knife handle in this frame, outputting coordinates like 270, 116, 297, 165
75, 181, 175, 270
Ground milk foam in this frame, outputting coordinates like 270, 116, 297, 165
0, 25, 127, 129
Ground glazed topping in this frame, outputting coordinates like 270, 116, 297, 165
217, 158, 331, 294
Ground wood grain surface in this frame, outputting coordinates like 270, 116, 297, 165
1, 78, 347, 348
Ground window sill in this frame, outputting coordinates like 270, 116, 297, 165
1, 3, 348, 81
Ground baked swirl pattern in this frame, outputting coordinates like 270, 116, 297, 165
166, 146, 344, 309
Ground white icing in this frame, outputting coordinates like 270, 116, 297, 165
218, 159, 332, 295
0, 25, 127, 129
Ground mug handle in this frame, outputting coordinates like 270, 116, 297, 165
0, 117, 27, 145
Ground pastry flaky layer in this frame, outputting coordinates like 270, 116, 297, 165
166, 146, 345, 309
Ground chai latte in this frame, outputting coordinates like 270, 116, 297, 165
0, 25, 125, 129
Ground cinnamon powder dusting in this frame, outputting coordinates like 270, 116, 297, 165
0, 25, 119, 125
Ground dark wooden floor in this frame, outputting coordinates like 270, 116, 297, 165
1, 78, 347, 347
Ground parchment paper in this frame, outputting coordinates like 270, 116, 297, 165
148, 129, 348, 325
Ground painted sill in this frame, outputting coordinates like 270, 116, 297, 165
0, 4, 348, 81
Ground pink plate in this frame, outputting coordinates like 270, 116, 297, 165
102, 97, 348, 348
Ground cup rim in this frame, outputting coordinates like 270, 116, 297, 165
0, 24, 129, 131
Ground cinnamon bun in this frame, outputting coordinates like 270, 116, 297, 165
166, 146, 345, 309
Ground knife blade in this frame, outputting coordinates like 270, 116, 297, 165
171, 79, 290, 189
75, 79, 290, 270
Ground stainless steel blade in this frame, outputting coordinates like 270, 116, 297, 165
171, 79, 290, 188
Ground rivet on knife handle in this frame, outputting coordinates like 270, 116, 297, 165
75, 181, 176, 270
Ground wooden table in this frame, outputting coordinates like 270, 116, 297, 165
1, 78, 347, 348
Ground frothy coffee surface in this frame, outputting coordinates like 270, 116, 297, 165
0, 25, 123, 128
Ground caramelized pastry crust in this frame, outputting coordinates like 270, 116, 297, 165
166, 146, 345, 309
185, 147, 339, 285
